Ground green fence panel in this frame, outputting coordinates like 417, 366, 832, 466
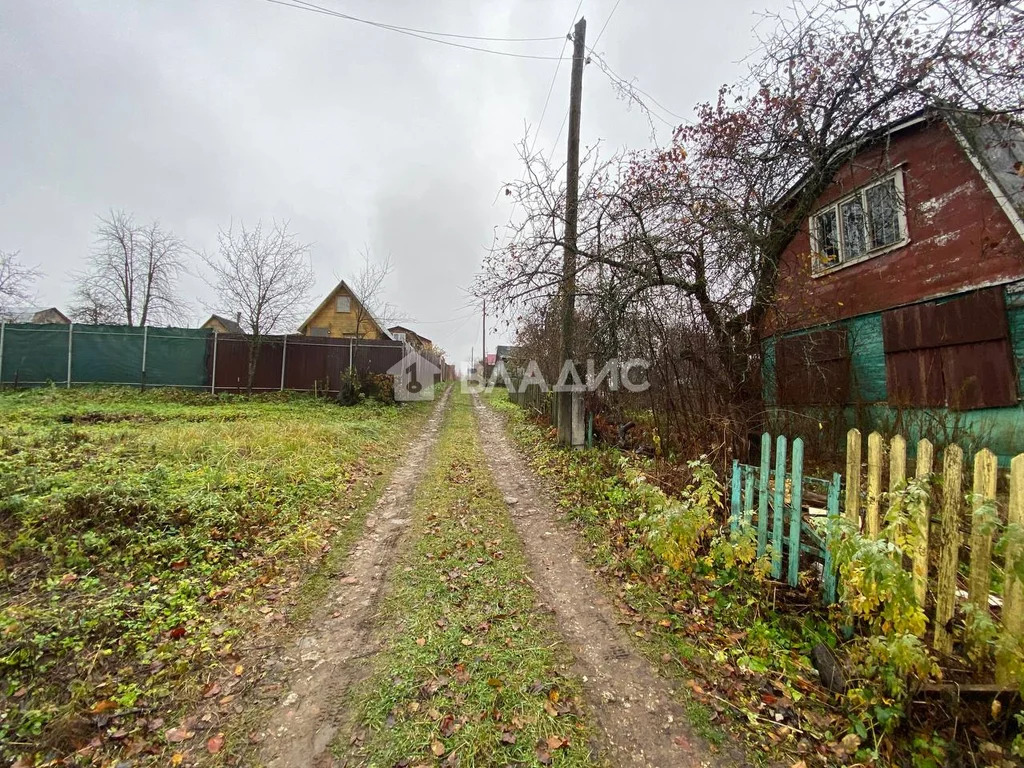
0, 323, 211, 390
0, 323, 71, 385
71, 324, 145, 385
145, 328, 210, 388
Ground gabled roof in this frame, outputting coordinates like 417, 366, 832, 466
2, 307, 70, 324
388, 325, 432, 345
298, 279, 394, 339
203, 313, 243, 334
947, 112, 1024, 242
776, 109, 1024, 243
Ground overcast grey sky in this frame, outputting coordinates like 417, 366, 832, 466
0, 0, 782, 368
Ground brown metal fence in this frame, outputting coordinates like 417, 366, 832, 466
206, 333, 444, 394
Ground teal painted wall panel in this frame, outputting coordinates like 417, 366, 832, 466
1007, 289, 1024, 392
846, 313, 886, 404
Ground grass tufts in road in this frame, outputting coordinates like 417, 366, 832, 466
351, 393, 600, 768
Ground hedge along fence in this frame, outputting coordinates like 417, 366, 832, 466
844, 428, 1024, 682
0, 322, 440, 394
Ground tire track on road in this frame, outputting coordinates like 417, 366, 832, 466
253, 386, 452, 768
473, 395, 749, 768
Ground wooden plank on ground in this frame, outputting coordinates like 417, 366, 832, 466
933, 445, 964, 655
912, 439, 934, 609
846, 429, 862, 526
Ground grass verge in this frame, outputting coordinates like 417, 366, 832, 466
0, 386, 432, 766
484, 392, 846, 767
348, 393, 600, 768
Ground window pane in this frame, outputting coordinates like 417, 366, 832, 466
840, 198, 867, 261
336, 296, 351, 313
815, 209, 840, 268
866, 178, 901, 248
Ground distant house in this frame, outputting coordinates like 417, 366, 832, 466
298, 280, 392, 339
2, 307, 70, 324
201, 313, 244, 334
494, 345, 524, 379
388, 325, 432, 350
761, 109, 1024, 461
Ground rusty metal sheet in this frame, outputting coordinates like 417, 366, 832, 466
776, 329, 851, 405
941, 338, 1018, 410
883, 287, 1007, 351
884, 348, 945, 407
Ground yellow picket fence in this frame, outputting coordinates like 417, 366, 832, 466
845, 428, 1024, 681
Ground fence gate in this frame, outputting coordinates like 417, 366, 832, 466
730, 433, 842, 603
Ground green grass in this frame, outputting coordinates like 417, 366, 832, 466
0, 386, 431, 765
349, 393, 600, 768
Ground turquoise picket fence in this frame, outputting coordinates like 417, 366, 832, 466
729, 433, 842, 604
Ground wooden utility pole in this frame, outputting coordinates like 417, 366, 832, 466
482, 298, 487, 376
558, 16, 586, 446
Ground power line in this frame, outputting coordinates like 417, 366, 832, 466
493, 0, 585, 256
591, 0, 622, 48
262, 0, 570, 59
588, 49, 692, 124
291, 0, 565, 41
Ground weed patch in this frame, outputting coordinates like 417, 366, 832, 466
0, 386, 429, 765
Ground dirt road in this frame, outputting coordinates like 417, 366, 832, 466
241, 389, 739, 768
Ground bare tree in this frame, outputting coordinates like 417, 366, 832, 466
203, 220, 314, 393
350, 249, 401, 343
72, 210, 188, 326
0, 250, 40, 316
69, 282, 121, 325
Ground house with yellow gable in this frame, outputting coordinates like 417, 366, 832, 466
297, 280, 393, 340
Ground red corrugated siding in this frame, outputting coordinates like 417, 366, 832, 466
766, 119, 1024, 336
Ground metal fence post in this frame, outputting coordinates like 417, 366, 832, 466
211, 330, 218, 394
0, 320, 5, 387
348, 338, 354, 373
66, 323, 74, 388
141, 325, 148, 390
280, 334, 287, 391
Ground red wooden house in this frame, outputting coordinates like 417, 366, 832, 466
761, 110, 1024, 461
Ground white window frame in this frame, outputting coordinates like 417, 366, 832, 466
335, 296, 351, 313
809, 168, 910, 277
